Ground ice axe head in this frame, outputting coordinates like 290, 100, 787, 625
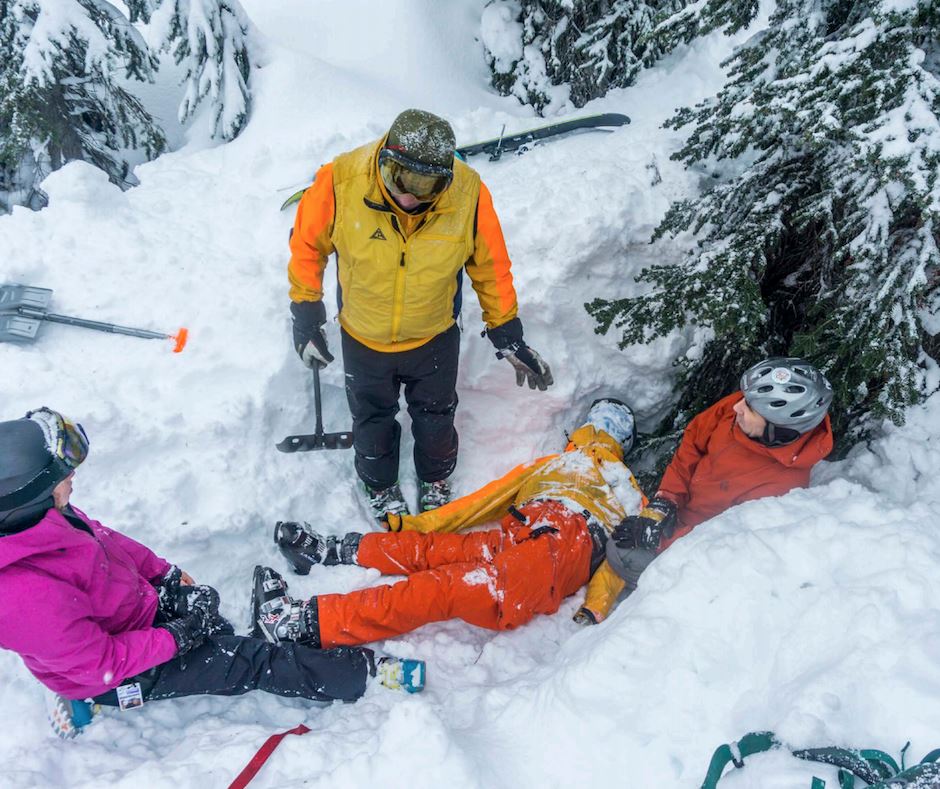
275, 430, 354, 452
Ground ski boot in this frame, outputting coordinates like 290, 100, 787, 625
46, 692, 99, 740
273, 521, 361, 575
250, 565, 320, 646
418, 478, 452, 512
249, 565, 289, 639
373, 656, 426, 694
361, 482, 410, 524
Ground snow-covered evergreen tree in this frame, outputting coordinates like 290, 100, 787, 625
136, 0, 252, 141
0, 0, 166, 213
588, 0, 940, 457
481, 0, 689, 113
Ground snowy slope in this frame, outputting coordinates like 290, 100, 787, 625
1, 1, 939, 787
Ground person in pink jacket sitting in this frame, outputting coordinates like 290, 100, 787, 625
0, 407, 424, 738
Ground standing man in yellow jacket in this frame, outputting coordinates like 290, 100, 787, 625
288, 109, 553, 519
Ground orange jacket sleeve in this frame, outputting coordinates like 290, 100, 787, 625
466, 181, 519, 329
288, 163, 336, 303
657, 397, 730, 509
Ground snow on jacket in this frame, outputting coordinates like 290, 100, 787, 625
386, 424, 647, 622
657, 392, 834, 547
288, 137, 519, 352
0, 506, 177, 699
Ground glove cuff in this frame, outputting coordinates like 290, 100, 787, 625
485, 317, 524, 352
290, 300, 326, 329
644, 497, 677, 522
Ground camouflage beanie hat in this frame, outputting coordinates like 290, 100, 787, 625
386, 109, 456, 169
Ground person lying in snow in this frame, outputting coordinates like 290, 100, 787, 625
605, 356, 834, 598
251, 399, 645, 648
0, 408, 424, 739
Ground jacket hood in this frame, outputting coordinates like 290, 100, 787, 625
567, 424, 625, 462
732, 409, 833, 469
0, 507, 72, 571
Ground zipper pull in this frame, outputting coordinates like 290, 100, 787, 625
400, 253, 405, 267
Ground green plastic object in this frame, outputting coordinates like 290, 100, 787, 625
700, 731, 780, 788
869, 762, 940, 787
701, 733, 940, 788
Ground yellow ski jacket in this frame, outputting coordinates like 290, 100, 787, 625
288, 138, 519, 352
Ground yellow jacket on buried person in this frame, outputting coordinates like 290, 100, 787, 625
384, 424, 646, 623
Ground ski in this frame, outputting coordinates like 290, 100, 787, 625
279, 112, 630, 211
456, 112, 630, 161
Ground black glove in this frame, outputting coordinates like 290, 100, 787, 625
486, 318, 554, 391
604, 543, 657, 592
176, 584, 233, 636
154, 565, 183, 621
156, 584, 219, 655
612, 496, 678, 551
290, 300, 334, 369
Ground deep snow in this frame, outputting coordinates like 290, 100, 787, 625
1, 1, 939, 787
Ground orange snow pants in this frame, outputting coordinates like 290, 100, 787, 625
317, 501, 594, 648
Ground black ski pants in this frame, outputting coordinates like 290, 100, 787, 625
342, 324, 460, 489
93, 636, 373, 706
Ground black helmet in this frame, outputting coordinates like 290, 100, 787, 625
0, 408, 88, 525
740, 357, 833, 434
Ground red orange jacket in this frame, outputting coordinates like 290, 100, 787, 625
657, 392, 833, 547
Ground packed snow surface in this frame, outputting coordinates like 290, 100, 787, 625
1, 1, 939, 787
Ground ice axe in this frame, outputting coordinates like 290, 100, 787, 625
0, 284, 188, 352
276, 365, 354, 452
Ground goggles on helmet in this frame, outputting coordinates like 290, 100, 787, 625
378, 148, 453, 202
27, 407, 89, 471
0, 408, 89, 512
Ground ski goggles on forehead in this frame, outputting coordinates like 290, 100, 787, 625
27, 407, 89, 470
378, 148, 453, 202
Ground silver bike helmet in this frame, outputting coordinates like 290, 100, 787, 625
740, 357, 833, 434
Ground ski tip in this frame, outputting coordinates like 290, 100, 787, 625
171, 328, 188, 353
279, 189, 307, 211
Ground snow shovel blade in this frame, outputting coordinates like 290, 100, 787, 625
0, 284, 52, 342
276, 430, 354, 453
0, 283, 53, 311
0, 312, 43, 342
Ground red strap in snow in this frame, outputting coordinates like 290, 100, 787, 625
228, 723, 312, 789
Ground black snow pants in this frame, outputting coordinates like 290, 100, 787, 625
94, 635, 374, 706
341, 323, 460, 489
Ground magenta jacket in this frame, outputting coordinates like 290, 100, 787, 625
0, 506, 178, 699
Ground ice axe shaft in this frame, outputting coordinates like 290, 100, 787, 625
276, 366, 354, 452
